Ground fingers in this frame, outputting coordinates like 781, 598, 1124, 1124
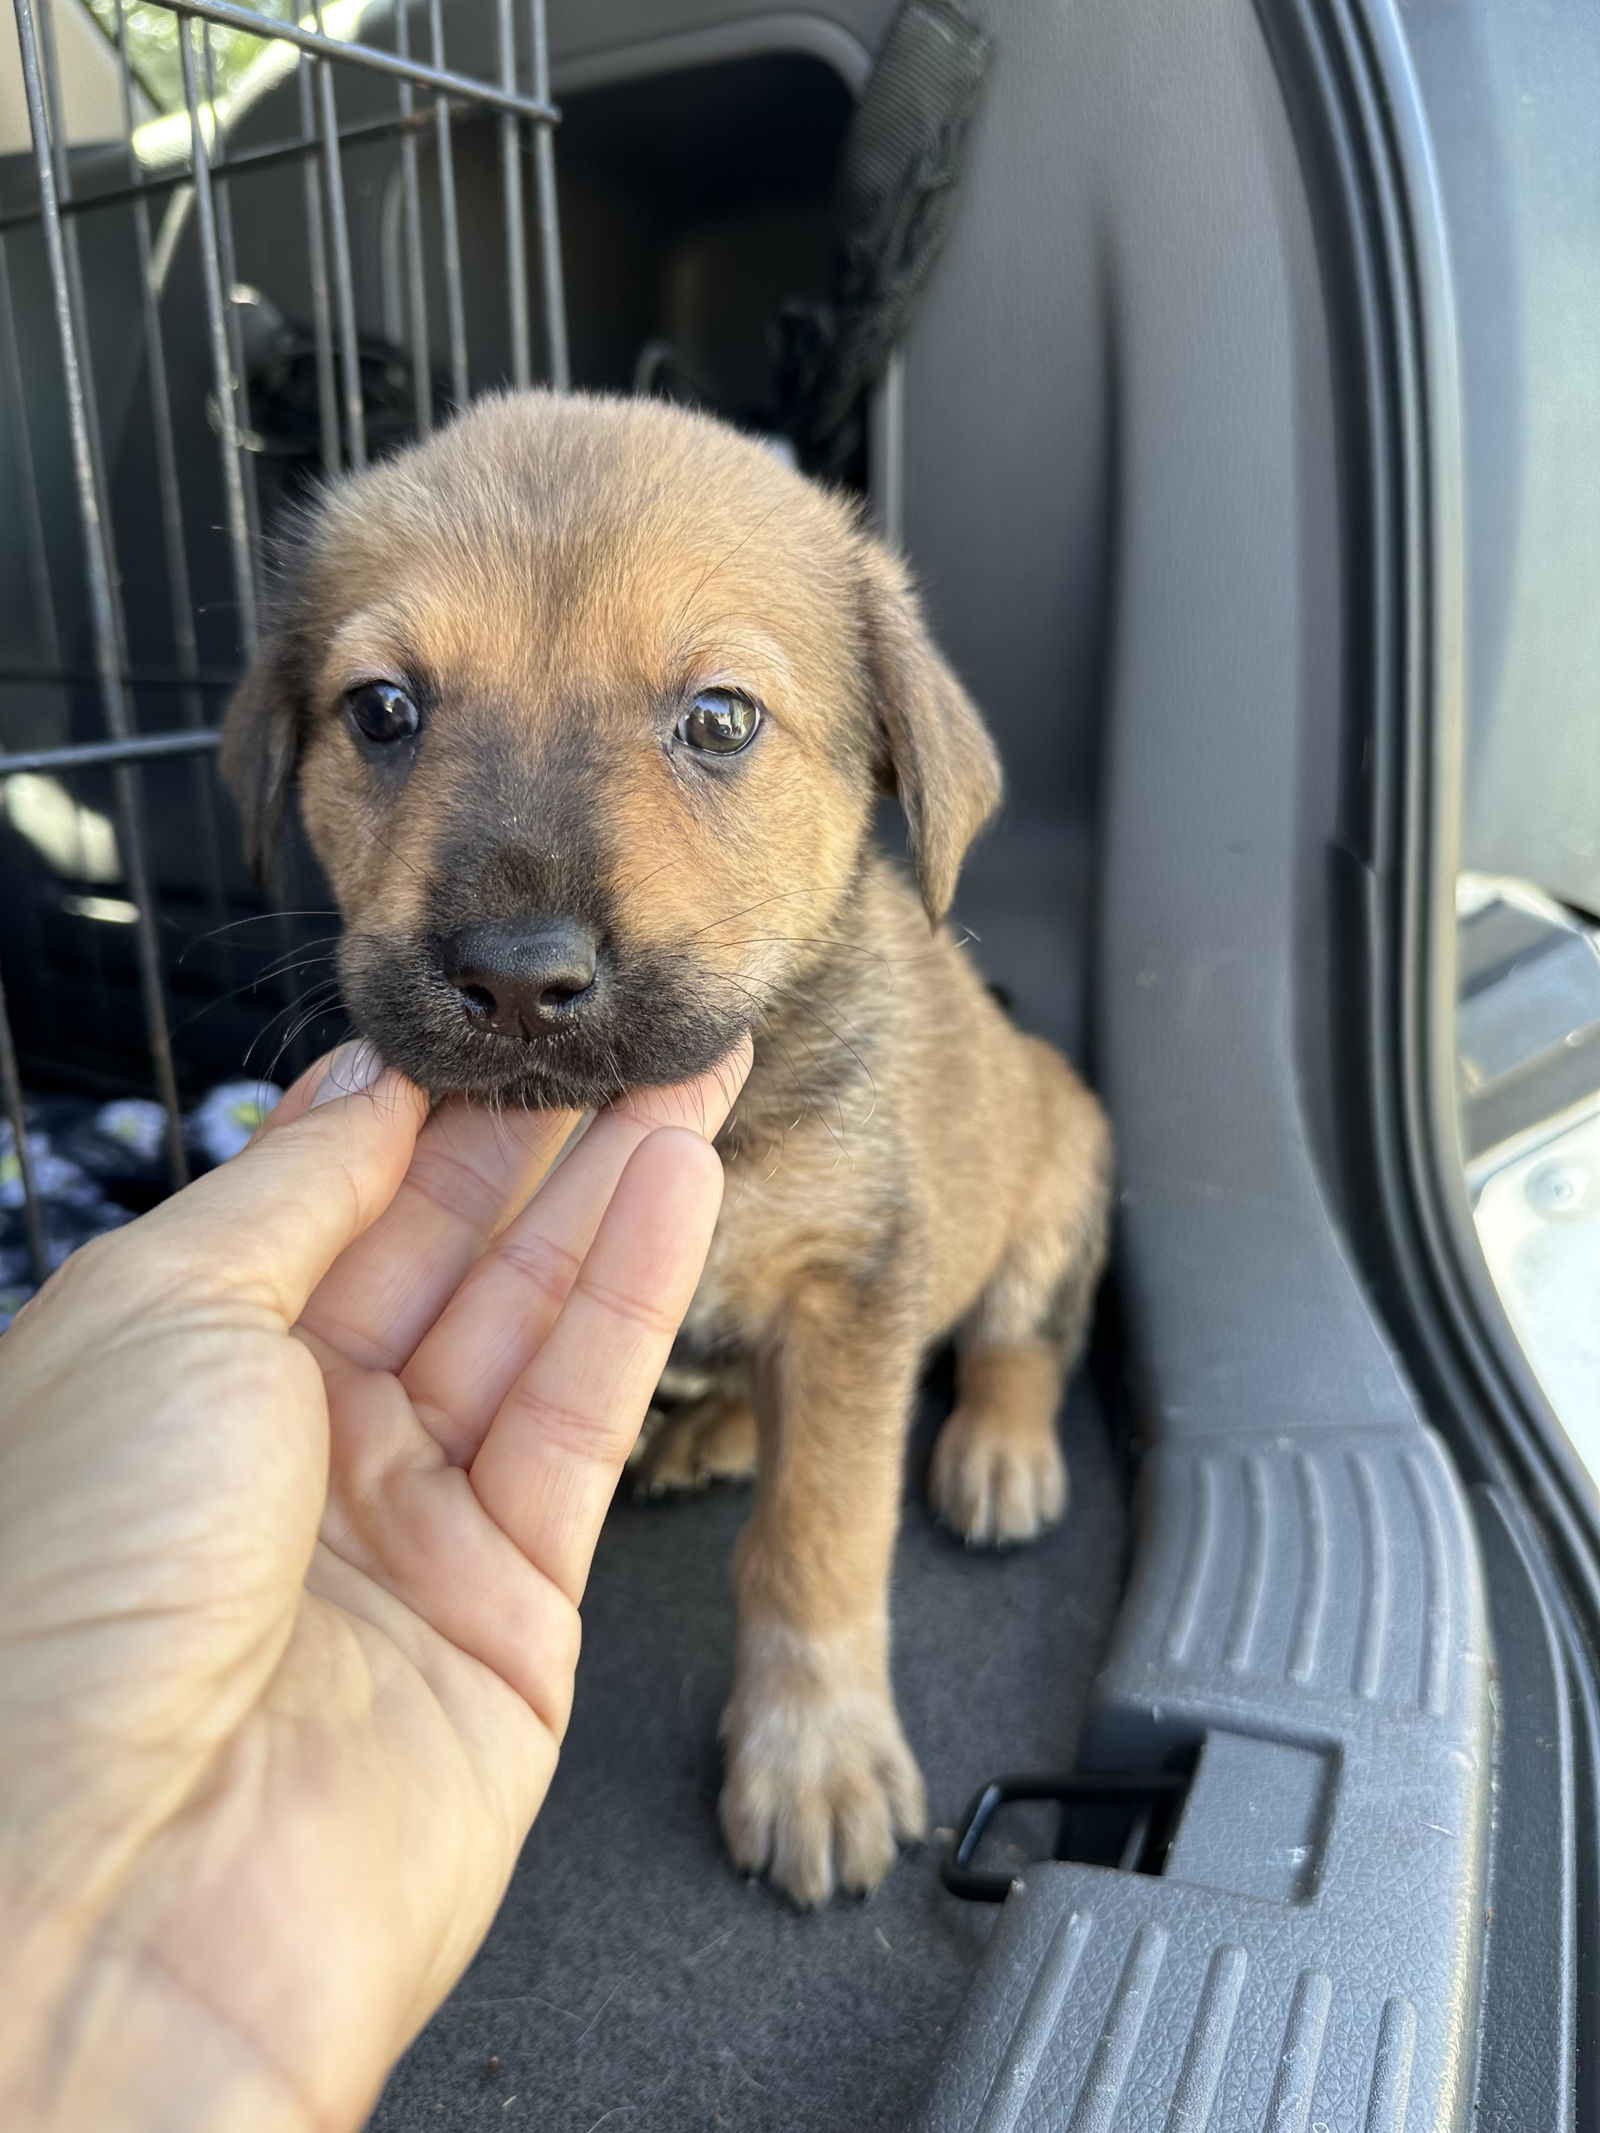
120, 1046, 428, 1329
402, 1041, 750, 1464
295, 1085, 584, 1374
470, 1127, 725, 1606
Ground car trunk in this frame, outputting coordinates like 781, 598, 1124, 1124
7, 0, 1592, 2128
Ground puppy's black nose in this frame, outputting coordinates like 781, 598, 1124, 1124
441, 916, 599, 1038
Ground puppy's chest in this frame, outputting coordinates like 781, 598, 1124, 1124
677, 1126, 898, 1356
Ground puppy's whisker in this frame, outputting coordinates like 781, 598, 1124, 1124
278, 986, 344, 1052
165, 951, 338, 1038
767, 989, 879, 1111
672, 499, 785, 618
251, 934, 343, 983
178, 909, 338, 962
709, 973, 837, 1150
241, 977, 339, 1058
681, 888, 827, 945
245, 981, 345, 1083
222, 952, 341, 1009
357, 815, 427, 885
725, 965, 878, 1103
736, 969, 877, 1051
620, 856, 688, 900
715, 931, 912, 980
800, 997, 875, 1053
751, 1000, 853, 1159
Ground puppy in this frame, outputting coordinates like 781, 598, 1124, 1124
222, 391, 1112, 1908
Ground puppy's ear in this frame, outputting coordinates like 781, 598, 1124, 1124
856, 540, 1002, 924
220, 629, 304, 884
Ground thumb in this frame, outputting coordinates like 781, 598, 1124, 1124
129, 1044, 430, 1328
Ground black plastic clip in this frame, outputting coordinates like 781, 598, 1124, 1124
941, 1769, 1191, 1903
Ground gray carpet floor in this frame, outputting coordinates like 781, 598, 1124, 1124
369, 1381, 1126, 2133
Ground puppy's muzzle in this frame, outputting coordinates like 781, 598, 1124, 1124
440, 913, 601, 1041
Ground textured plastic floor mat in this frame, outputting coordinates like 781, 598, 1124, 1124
370, 1383, 1125, 2133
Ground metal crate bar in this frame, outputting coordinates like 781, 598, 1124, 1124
0, 247, 61, 669
0, 730, 222, 778
310, 0, 367, 470
295, 49, 342, 479
161, 0, 557, 122
527, 0, 567, 390
0, 956, 49, 1288
429, 0, 470, 408
496, 0, 529, 388
201, 20, 265, 573
0, 665, 238, 688
0, 109, 441, 237
393, 0, 432, 438
179, 13, 261, 651
114, 0, 209, 728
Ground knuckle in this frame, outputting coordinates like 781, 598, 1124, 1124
493, 1231, 582, 1310
502, 1384, 628, 1467
575, 1271, 682, 1342
402, 1144, 503, 1232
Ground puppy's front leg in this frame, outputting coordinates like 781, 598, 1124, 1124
719, 1279, 926, 1907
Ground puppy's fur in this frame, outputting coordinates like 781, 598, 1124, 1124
223, 392, 1112, 1907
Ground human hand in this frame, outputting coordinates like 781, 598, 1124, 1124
0, 1039, 747, 2132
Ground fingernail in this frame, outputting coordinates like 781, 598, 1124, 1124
309, 1041, 385, 1108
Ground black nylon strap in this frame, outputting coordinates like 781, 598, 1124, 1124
776, 0, 995, 481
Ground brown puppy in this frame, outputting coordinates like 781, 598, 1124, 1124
222, 391, 1112, 1908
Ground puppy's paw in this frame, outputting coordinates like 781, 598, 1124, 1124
928, 1405, 1068, 1548
719, 1678, 926, 1908
629, 1395, 758, 1496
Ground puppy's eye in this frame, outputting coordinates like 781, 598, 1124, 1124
677, 688, 760, 756
344, 681, 419, 746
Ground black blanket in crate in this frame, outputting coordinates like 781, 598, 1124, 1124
0, 1082, 283, 1331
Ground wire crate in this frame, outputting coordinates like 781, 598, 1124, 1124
0, 0, 568, 1292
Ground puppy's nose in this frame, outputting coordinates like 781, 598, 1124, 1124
441, 916, 599, 1038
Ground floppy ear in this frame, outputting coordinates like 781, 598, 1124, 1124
856, 540, 1002, 924
219, 513, 321, 884
220, 629, 305, 885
